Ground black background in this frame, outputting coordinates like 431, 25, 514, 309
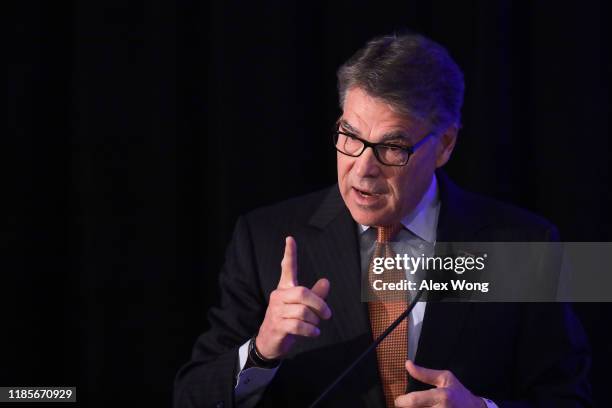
6, 1, 612, 407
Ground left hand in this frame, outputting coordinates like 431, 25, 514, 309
394, 360, 486, 408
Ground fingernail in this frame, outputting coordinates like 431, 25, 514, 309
315, 327, 320, 336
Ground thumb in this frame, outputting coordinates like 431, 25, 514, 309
311, 278, 331, 300
278, 236, 298, 289
405, 360, 446, 387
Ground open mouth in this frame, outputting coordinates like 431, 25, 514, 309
353, 187, 381, 198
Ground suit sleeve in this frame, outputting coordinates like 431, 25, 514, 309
174, 216, 267, 408
495, 303, 592, 408
497, 226, 592, 407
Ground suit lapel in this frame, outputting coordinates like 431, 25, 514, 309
307, 185, 370, 339
307, 185, 385, 407
410, 171, 479, 389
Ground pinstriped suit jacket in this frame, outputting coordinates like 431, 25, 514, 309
174, 171, 591, 408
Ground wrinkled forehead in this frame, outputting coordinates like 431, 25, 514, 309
340, 88, 429, 144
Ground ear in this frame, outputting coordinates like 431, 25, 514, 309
435, 124, 459, 168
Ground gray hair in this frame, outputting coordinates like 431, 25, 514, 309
337, 32, 464, 131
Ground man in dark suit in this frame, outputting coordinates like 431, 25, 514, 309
174, 32, 591, 407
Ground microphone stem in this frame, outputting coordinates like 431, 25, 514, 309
308, 288, 426, 408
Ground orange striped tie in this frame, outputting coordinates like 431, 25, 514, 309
368, 224, 408, 407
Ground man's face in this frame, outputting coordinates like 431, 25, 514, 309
337, 87, 453, 227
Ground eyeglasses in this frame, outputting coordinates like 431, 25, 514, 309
332, 123, 435, 166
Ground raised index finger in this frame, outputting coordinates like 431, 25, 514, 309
278, 236, 298, 289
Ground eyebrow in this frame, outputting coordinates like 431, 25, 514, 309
339, 119, 412, 144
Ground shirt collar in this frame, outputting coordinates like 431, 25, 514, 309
359, 174, 440, 243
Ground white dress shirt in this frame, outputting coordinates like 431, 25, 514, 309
357, 173, 440, 363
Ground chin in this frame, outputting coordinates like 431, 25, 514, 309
347, 206, 392, 227
341, 186, 397, 226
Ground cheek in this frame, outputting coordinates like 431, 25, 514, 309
388, 171, 413, 206
337, 156, 352, 179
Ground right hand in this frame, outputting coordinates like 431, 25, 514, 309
255, 236, 332, 360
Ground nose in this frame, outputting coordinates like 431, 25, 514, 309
353, 146, 381, 178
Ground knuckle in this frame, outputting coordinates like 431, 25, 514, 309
270, 289, 283, 302
442, 369, 453, 381
286, 319, 300, 333
297, 306, 317, 325
269, 290, 278, 301
296, 304, 309, 318
296, 286, 308, 298
310, 313, 321, 325
295, 320, 306, 332
315, 304, 327, 317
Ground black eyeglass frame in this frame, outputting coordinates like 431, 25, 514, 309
332, 123, 436, 167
